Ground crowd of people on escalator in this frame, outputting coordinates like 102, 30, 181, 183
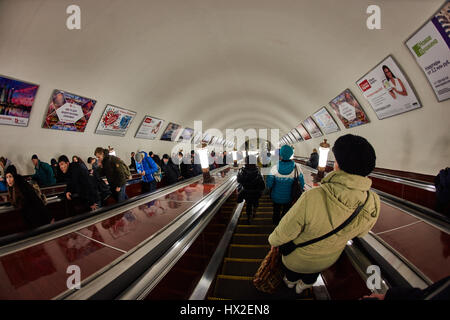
0, 147, 234, 231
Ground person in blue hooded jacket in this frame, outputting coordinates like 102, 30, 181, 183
135, 151, 159, 193
266, 145, 305, 225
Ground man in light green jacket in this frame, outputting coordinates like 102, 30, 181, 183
269, 134, 380, 294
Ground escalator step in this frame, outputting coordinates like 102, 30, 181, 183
231, 233, 269, 245
235, 225, 275, 234
238, 217, 273, 225
227, 244, 270, 259
213, 275, 313, 300
221, 258, 263, 276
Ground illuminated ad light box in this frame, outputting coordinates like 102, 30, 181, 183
296, 123, 312, 140
202, 133, 213, 144
192, 132, 202, 144
135, 115, 165, 140
95, 104, 136, 137
312, 107, 341, 134
0, 75, 39, 127
288, 131, 298, 143
406, 2, 450, 102
303, 117, 323, 139
160, 122, 182, 141
178, 127, 194, 142
42, 89, 96, 132
329, 89, 370, 128
356, 56, 421, 120
291, 128, 303, 142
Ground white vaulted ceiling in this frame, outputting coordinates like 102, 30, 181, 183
0, 0, 448, 175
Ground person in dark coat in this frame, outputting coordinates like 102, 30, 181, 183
88, 157, 111, 204
31, 154, 56, 187
58, 155, 100, 213
50, 158, 65, 183
306, 148, 319, 169
94, 147, 130, 203
191, 150, 202, 176
179, 152, 193, 179
129, 152, 137, 171
161, 154, 181, 186
237, 155, 266, 223
5, 165, 53, 228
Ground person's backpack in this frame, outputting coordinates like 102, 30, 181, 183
30, 181, 47, 205
118, 159, 131, 179
435, 168, 450, 214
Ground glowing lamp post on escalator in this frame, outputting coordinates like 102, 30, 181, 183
316, 139, 330, 182
198, 142, 215, 184
232, 149, 238, 168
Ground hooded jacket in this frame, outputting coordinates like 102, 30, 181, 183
32, 160, 56, 187
99, 150, 130, 189
135, 152, 159, 183
161, 158, 181, 186
63, 162, 100, 207
268, 170, 380, 274
266, 160, 305, 204
237, 166, 266, 202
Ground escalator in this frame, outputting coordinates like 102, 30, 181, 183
207, 194, 313, 300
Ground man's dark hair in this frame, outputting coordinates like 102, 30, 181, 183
58, 155, 70, 163
94, 147, 105, 155
178, 152, 183, 157
31, 154, 38, 160
162, 154, 170, 159
87, 157, 94, 163
332, 134, 376, 177
0, 157, 6, 165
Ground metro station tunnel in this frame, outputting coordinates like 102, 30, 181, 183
0, 0, 449, 306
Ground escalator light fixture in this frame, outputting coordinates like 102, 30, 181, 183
232, 151, 237, 161
318, 139, 330, 169
198, 147, 210, 169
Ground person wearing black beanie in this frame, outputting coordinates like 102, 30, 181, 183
332, 134, 376, 176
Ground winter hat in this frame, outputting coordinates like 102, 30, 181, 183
134, 152, 144, 163
332, 134, 376, 177
280, 145, 293, 160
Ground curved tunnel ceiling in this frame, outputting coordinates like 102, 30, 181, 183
0, 0, 443, 133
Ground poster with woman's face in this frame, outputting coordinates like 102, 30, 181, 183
135, 115, 165, 140
160, 122, 181, 141
42, 90, 96, 132
302, 117, 323, 138
356, 56, 421, 119
178, 127, 194, 141
329, 89, 370, 128
296, 123, 311, 140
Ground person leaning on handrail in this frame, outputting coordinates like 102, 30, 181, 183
268, 134, 380, 295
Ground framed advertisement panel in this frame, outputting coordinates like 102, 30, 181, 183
312, 107, 340, 134
296, 123, 311, 141
405, 2, 450, 102
291, 128, 303, 142
302, 117, 323, 138
95, 104, 136, 137
42, 89, 96, 132
0, 75, 39, 127
329, 89, 370, 128
160, 122, 182, 141
287, 131, 297, 144
178, 127, 194, 142
135, 115, 165, 140
356, 56, 421, 120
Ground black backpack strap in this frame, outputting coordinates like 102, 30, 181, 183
294, 191, 370, 249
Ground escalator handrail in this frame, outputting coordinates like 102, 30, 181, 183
0, 165, 233, 255
294, 156, 436, 192
60, 173, 238, 300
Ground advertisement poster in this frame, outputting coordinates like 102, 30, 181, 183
95, 104, 136, 137
406, 2, 450, 102
178, 127, 194, 141
135, 115, 165, 140
303, 117, 323, 138
356, 56, 421, 120
312, 107, 340, 134
42, 90, 96, 132
288, 132, 298, 143
296, 123, 311, 140
329, 89, 370, 128
160, 122, 181, 141
0, 76, 39, 127
291, 128, 303, 142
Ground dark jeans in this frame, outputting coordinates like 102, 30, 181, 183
282, 262, 319, 285
273, 202, 292, 225
246, 199, 259, 217
112, 185, 128, 203
142, 180, 157, 193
